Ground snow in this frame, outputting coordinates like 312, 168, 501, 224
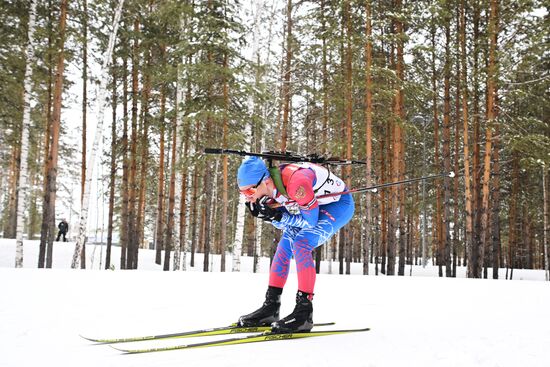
1, 238, 549, 367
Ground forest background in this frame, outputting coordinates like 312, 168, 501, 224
0, 0, 548, 280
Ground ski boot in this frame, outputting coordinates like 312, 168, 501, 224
238, 286, 282, 327
271, 290, 313, 333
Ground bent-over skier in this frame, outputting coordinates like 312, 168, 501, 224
236, 156, 355, 333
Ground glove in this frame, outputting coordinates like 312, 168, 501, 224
257, 196, 283, 222
245, 201, 260, 217
245, 200, 270, 221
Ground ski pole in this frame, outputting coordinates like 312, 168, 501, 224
273, 171, 456, 207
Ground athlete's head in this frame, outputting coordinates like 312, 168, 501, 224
237, 156, 270, 198
237, 156, 270, 187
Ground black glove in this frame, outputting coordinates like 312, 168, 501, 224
257, 196, 283, 222
245, 200, 270, 221
245, 201, 260, 217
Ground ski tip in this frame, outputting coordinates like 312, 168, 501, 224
110, 345, 131, 354
326, 327, 370, 334
80, 334, 102, 343
80, 334, 121, 344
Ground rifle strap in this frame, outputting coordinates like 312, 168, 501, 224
269, 166, 289, 198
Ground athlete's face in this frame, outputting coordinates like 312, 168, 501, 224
239, 174, 268, 202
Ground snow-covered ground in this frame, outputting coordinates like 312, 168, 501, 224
1, 238, 549, 367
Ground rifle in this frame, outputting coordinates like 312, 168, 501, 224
204, 148, 366, 166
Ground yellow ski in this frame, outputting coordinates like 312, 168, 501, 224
81, 322, 335, 344
111, 327, 370, 354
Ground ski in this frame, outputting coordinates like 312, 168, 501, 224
112, 327, 370, 354
81, 322, 335, 344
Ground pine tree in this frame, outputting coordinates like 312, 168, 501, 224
39, 0, 68, 269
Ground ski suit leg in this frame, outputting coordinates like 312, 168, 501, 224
292, 193, 355, 294
268, 227, 301, 289
268, 194, 355, 293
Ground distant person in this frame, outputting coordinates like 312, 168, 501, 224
56, 218, 69, 242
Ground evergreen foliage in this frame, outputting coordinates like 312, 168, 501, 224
1, 0, 548, 276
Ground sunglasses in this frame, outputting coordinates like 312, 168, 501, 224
239, 173, 266, 197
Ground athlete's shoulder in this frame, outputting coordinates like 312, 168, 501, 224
286, 168, 316, 206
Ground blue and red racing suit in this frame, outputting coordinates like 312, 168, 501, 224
267, 163, 355, 295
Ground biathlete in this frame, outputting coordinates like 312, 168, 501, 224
236, 156, 355, 333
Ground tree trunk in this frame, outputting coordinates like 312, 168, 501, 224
126, 18, 139, 269
443, 7, 452, 277
80, 0, 88, 269
281, 0, 293, 152
164, 113, 177, 271
431, 13, 442, 275
232, 115, 252, 272
15, 0, 38, 267
39, 0, 68, 268
479, 0, 498, 277
120, 51, 129, 270
312, 0, 329, 272
27, 174, 40, 240
127, 17, 140, 269
321, 0, 329, 157
508, 155, 519, 275
105, 50, 117, 270
453, 1, 461, 274
543, 166, 549, 281
471, 0, 483, 278
220, 52, 229, 272
460, 0, 474, 276
380, 126, 387, 274
43, 0, 53, 204
202, 166, 212, 273
201, 18, 215, 272
232, 194, 246, 272
171, 55, 185, 269
32, 0, 53, 251
491, 104, 501, 279
178, 118, 190, 271
189, 124, 201, 267
135, 49, 151, 260
39, 0, 54, 254
388, 120, 398, 276
155, 81, 167, 266
387, 21, 401, 277
5, 144, 20, 239
81, 0, 88, 206
395, 0, 406, 277
343, 0, 353, 275
212, 158, 221, 269
528, 218, 535, 270
363, 0, 373, 276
